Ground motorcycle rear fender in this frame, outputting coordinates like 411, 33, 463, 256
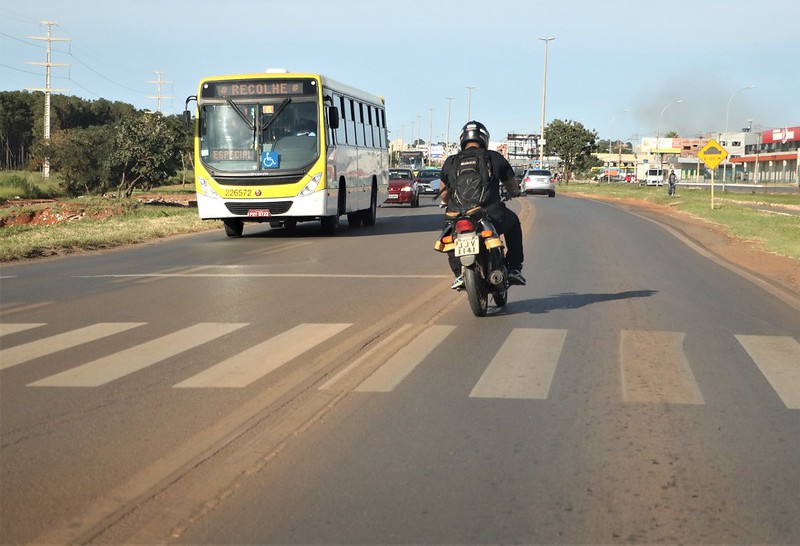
460, 255, 477, 266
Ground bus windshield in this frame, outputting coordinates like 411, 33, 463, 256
199, 99, 319, 172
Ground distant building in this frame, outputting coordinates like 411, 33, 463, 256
730, 125, 799, 185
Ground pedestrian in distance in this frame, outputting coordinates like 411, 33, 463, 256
668, 169, 677, 196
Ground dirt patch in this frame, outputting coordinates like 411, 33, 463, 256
568, 192, 800, 301
0, 194, 195, 228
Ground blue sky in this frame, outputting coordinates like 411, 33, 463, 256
2, 0, 798, 146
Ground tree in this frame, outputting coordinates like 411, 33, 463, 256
111, 113, 182, 197
0, 91, 37, 170
544, 119, 597, 182
46, 125, 116, 196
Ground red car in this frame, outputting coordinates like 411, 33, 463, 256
385, 168, 420, 207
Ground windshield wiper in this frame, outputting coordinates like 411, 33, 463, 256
261, 98, 292, 134
226, 100, 254, 130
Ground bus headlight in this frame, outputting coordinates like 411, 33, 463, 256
198, 176, 220, 199
299, 173, 322, 197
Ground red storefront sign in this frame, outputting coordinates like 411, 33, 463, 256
762, 126, 800, 144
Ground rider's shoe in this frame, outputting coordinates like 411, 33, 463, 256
507, 269, 526, 286
450, 275, 465, 290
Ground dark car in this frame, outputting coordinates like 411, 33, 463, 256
385, 168, 420, 207
414, 168, 442, 195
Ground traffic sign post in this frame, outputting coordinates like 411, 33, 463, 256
697, 139, 728, 209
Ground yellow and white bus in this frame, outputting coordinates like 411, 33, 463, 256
184, 71, 389, 236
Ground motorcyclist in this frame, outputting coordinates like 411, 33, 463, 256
439, 121, 526, 290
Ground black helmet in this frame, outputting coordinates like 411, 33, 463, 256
459, 120, 490, 149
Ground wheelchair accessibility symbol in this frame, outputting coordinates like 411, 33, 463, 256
261, 151, 279, 169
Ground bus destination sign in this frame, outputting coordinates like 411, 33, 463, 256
202, 79, 316, 99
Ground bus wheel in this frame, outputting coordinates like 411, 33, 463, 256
223, 219, 244, 237
361, 183, 378, 226
347, 212, 363, 228
321, 215, 339, 235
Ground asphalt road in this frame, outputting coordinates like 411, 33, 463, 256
1, 193, 798, 544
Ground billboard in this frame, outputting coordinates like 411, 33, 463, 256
642, 137, 681, 154
762, 126, 800, 144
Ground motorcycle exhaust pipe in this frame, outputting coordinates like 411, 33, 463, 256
489, 270, 505, 286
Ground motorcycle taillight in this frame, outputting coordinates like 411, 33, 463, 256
455, 219, 475, 233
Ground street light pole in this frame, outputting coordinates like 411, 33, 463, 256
428, 107, 434, 165
658, 99, 683, 174
446, 97, 454, 155
466, 86, 475, 121
723, 84, 755, 187
609, 108, 630, 182
538, 37, 555, 167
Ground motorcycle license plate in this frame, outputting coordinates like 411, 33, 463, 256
454, 234, 479, 257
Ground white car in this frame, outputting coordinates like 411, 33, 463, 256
521, 169, 555, 197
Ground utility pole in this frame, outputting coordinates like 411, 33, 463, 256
428, 107, 434, 165
446, 97, 454, 154
27, 21, 70, 179
147, 71, 173, 113
538, 37, 555, 167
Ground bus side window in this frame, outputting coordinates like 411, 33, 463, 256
364, 104, 374, 148
349, 99, 360, 146
368, 106, 378, 149
356, 102, 364, 147
379, 108, 387, 149
337, 95, 347, 144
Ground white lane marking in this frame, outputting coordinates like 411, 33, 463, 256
736, 335, 800, 409
1, 323, 146, 371
620, 330, 704, 405
174, 323, 352, 388
0, 323, 46, 337
319, 324, 414, 391
29, 323, 247, 387
470, 328, 568, 399
355, 325, 456, 392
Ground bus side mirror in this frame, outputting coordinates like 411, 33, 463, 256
183, 110, 192, 129
328, 107, 339, 130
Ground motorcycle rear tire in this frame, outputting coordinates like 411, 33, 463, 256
464, 266, 488, 317
493, 289, 508, 308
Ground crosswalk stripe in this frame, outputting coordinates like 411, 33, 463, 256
735, 335, 800, 409
1, 323, 146, 371
29, 323, 247, 387
174, 323, 352, 388
470, 328, 567, 399
0, 323, 46, 338
620, 330, 704, 405
355, 325, 456, 392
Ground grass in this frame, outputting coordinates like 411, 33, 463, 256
558, 181, 800, 260
0, 194, 217, 262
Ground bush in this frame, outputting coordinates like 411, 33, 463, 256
0, 174, 55, 200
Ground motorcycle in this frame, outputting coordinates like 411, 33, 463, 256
436, 204, 509, 317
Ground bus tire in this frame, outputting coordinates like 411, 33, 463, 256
347, 212, 363, 228
321, 215, 339, 235
223, 219, 244, 237
361, 181, 378, 226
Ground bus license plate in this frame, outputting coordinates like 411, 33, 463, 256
247, 209, 271, 217
454, 234, 479, 257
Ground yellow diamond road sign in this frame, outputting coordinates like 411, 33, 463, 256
698, 139, 728, 170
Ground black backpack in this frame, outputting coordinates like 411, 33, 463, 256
448, 148, 493, 211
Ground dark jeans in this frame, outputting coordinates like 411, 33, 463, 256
447, 202, 524, 276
